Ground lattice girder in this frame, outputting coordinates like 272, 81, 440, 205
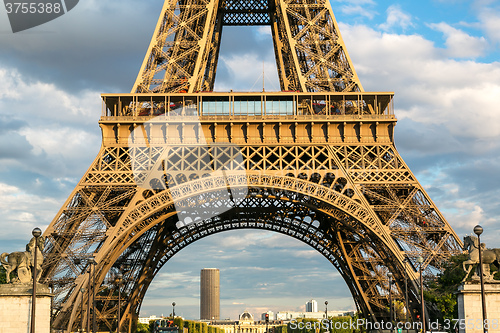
64, 191, 414, 330
132, 0, 362, 93
42, 124, 462, 332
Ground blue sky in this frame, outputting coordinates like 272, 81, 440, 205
1, 0, 500, 321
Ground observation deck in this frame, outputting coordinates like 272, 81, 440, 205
100, 91, 396, 145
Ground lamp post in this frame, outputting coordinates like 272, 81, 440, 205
325, 300, 328, 320
417, 256, 425, 333
80, 288, 85, 332
49, 282, 54, 331
117, 272, 123, 333
87, 266, 91, 333
30, 227, 42, 333
403, 259, 409, 333
92, 259, 97, 333
88, 257, 97, 333
474, 225, 488, 333
172, 301, 176, 319
388, 272, 393, 328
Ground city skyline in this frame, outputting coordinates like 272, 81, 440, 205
0, 0, 499, 322
140, 288, 345, 322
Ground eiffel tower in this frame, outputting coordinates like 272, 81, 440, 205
40, 0, 462, 331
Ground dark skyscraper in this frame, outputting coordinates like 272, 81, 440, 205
200, 268, 220, 320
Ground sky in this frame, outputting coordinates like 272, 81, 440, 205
1, 0, 500, 322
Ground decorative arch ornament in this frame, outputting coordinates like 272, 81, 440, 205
59, 172, 416, 330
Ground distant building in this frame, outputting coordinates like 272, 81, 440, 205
276, 311, 324, 321
305, 300, 318, 312
261, 311, 274, 321
138, 315, 162, 325
239, 311, 254, 322
200, 268, 220, 320
275, 310, 350, 321
211, 311, 280, 333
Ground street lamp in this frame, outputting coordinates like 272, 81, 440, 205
388, 272, 393, 327
80, 288, 85, 332
30, 227, 42, 333
87, 257, 97, 333
172, 301, 176, 319
474, 225, 488, 333
116, 273, 123, 333
325, 300, 328, 320
417, 256, 425, 333
403, 259, 409, 333
86, 265, 92, 333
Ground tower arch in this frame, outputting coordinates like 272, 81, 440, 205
59, 173, 421, 331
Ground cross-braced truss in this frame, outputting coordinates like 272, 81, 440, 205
41, 124, 462, 331
38, 0, 462, 331
132, 0, 362, 93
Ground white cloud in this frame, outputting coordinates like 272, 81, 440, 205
0, 69, 22, 99
149, 271, 200, 291
437, 198, 497, 241
331, 0, 377, 19
0, 182, 58, 241
340, 5, 376, 19
429, 22, 488, 58
340, 24, 500, 146
256, 26, 272, 37
216, 54, 280, 92
0, 67, 100, 125
478, 6, 500, 44
19, 127, 99, 160
0, 66, 101, 179
332, 0, 375, 5
0, 66, 104, 247
336, 21, 500, 248
446, 201, 486, 228
378, 5, 414, 31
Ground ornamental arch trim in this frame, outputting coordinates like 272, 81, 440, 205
62, 172, 418, 331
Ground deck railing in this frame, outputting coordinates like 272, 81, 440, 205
101, 91, 394, 119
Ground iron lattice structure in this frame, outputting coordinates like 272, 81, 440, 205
132, 0, 362, 93
39, 1, 462, 332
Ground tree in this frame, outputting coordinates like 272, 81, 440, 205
425, 254, 467, 322
136, 322, 150, 333
393, 300, 406, 322
0, 266, 7, 284
174, 317, 184, 331
149, 320, 156, 333
275, 325, 287, 333
0, 265, 15, 284
187, 320, 195, 333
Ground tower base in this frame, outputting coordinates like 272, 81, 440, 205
0, 284, 52, 333
457, 281, 500, 333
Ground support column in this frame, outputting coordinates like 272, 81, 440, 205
0, 284, 53, 333
457, 282, 500, 333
